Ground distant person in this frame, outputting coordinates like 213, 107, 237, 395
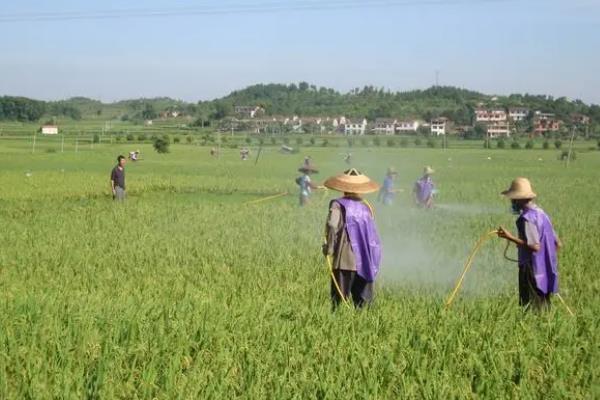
303, 155, 312, 168
378, 167, 399, 205
323, 168, 382, 309
240, 147, 250, 161
110, 155, 126, 201
129, 150, 140, 161
497, 177, 561, 311
344, 152, 353, 165
296, 164, 321, 206
413, 166, 435, 208
210, 147, 218, 157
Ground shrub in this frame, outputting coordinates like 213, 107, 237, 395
525, 140, 534, 149
560, 150, 576, 161
126, 133, 134, 141
386, 138, 396, 147
360, 138, 369, 147
153, 137, 170, 154
138, 134, 148, 142
322, 139, 329, 147
186, 135, 193, 144
295, 137, 303, 146
511, 141, 521, 149
162, 134, 171, 144
245, 137, 252, 144
258, 138, 265, 145
173, 137, 180, 144
554, 140, 562, 149
309, 137, 316, 146
497, 139, 506, 149
46, 148, 57, 153
373, 137, 381, 147
543, 141, 550, 149
415, 138, 422, 146
115, 136, 122, 142
93, 134, 100, 144
426, 139, 436, 148
270, 137, 277, 145
399, 138, 409, 148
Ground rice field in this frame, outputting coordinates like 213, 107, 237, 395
0, 139, 598, 399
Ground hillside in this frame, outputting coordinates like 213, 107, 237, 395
1, 84, 599, 130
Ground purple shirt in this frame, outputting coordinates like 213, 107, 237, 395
517, 206, 559, 294
334, 197, 382, 282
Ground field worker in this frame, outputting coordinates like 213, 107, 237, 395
323, 168, 382, 308
344, 152, 353, 165
303, 155, 312, 168
110, 155, 126, 201
296, 164, 320, 206
497, 177, 562, 311
413, 166, 435, 208
378, 167, 399, 205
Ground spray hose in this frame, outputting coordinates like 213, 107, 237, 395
243, 191, 288, 205
445, 229, 575, 316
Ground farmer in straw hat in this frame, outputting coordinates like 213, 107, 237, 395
378, 167, 399, 206
497, 177, 562, 311
413, 166, 436, 208
323, 168, 382, 308
296, 163, 322, 206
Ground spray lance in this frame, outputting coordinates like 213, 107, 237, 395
445, 229, 574, 316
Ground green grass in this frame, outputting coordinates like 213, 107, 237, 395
0, 142, 598, 398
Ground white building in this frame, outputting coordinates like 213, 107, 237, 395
430, 118, 448, 136
371, 119, 396, 135
41, 125, 59, 135
395, 120, 420, 133
487, 121, 511, 138
508, 108, 529, 121
234, 106, 265, 119
344, 118, 367, 135
475, 108, 507, 122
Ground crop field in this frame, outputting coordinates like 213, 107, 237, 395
0, 139, 598, 398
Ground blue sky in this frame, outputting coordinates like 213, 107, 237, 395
1, 0, 599, 104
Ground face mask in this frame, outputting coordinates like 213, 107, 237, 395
510, 201, 522, 215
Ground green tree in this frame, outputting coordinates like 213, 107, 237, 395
153, 137, 170, 153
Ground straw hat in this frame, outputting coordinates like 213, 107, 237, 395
298, 165, 319, 174
423, 166, 435, 175
387, 167, 398, 175
501, 177, 537, 200
324, 168, 380, 194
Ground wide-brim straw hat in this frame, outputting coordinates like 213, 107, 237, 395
324, 168, 380, 194
424, 166, 435, 175
298, 165, 319, 174
501, 177, 537, 200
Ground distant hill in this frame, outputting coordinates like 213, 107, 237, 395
1, 84, 599, 129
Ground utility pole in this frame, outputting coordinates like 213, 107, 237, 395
566, 125, 576, 168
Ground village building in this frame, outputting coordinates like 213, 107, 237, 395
475, 108, 507, 122
508, 107, 529, 121
41, 125, 59, 135
533, 119, 562, 136
571, 113, 591, 125
430, 118, 449, 136
234, 105, 265, 119
371, 118, 396, 135
344, 118, 368, 135
487, 121, 511, 138
395, 120, 420, 133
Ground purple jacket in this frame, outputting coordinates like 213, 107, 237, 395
334, 198, 382, 282
518, 206, 559, 294
414, 176, 434, 204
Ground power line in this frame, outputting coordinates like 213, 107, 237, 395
0, 0, 513, 23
